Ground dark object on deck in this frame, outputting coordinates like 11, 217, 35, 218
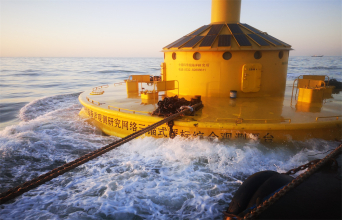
152, 95, 202, 116
326, 78, 342, 91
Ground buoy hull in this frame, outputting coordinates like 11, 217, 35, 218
79, 85, 342, 143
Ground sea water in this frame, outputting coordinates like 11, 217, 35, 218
0, 57, 341, 219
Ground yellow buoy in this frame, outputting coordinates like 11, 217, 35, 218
79, 0, 341, 143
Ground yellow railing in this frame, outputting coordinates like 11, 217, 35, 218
244, 118, 291, 123
86, 97, 101, 106
154, 80, 179, 96
316, 116, 341, 121
108, 105, 150, 114
92, 84, 108, 90
90, 84, 108, 95
114, 82, 125, 86
290, 75, 329, 106
216, 118, 243, 124
90, 90, 104, 95
216, 118, 291, 124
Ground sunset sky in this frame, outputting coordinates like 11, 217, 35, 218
1, 0, 341, 57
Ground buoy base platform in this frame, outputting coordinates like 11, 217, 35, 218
79, 82, 342, 143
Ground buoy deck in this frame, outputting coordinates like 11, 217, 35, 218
79, 83, 342, 142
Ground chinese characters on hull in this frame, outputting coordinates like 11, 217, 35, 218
84, 107, 273, 142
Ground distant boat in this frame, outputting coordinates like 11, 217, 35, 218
312, 55, 323, 57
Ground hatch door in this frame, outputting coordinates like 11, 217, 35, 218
241, 63, 262, 92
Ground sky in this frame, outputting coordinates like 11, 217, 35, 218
1, 0, 341, 57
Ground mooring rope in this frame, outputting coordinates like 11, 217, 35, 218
242, 143, 342, 219
0, 102, 202, 205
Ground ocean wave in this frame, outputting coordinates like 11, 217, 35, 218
10, 69, 42, 77
97, 70, 117, 74
308, 66, 342, 70
12, 73, 41, 77
97, 70, 147, 74
286, 73, 298, 80
19, 93, 81, 121
0, 84, 14, 88
23, 69, 37, 72
0, 130, 337, 219
0, 98, 117, 192
0, 102, 27, 123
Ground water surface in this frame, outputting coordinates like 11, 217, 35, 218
0, 57, 341, 219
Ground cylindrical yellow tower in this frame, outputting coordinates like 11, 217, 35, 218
211, 0, 241, 24
161, 0, 291, 98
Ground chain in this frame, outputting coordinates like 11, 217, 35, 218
243, 143, 342, 219
167, 120, 175, 139
283, 159, 321, 175
0, 102, 203, 205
